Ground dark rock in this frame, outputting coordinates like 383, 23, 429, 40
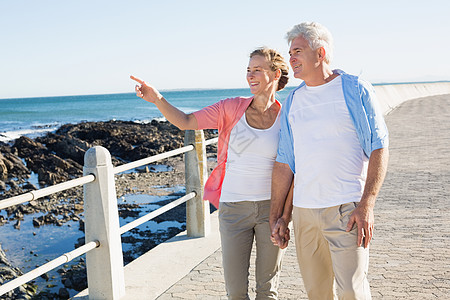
0, 119, 218, 297
0, 245, 37, 299
7, 179, 19, 189
59, 287, 70, 299
61, 262, 87, 292
78, 219, 85, 232
22, 182, 37, 191
33, 217, 44, 227
62, 277, 73, 289
13, 219, 21, 229
40, 273, 50, 281
0, 157, 7, 179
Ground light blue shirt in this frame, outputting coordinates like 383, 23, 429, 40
276, 69, 389, 174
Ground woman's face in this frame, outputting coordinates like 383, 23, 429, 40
246, 55, 277, 96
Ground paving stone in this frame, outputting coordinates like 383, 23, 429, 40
157, 95, 450, 299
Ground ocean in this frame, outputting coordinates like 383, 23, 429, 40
0, 87, 296, 143
0, 87, 295, 298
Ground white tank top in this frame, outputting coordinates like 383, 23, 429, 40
220, 111, 281, 202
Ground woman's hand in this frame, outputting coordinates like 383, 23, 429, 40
129, 75, 198, 130
130, 75, 163, 104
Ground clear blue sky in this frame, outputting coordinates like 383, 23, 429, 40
1, 0, 449, 99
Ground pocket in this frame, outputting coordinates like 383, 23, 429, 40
219, 202, 240, 221
338, 202, 357, 219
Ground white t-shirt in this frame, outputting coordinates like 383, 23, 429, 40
220, 111, 281, 202
289, 76, 368, 208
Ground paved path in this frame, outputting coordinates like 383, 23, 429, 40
135, 94, 450, 299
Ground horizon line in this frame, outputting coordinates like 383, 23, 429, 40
1, 79, 450, 101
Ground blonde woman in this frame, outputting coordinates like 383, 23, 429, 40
131, 47, 290, 299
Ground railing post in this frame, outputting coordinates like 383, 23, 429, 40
184, 130, 211, 237
83, 146, 125, 299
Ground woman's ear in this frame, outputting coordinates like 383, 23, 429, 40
274, 69, 282, 81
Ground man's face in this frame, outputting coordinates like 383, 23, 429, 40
289, 35, 320, 80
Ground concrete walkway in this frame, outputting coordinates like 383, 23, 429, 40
76, 94, 450, 299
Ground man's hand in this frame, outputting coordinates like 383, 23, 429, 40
271, 217, 290, 249
346, 204, 374, 248
346, 147, 389, 248
130, 75, 163, 104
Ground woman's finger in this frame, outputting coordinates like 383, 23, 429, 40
130, 75, 144, 84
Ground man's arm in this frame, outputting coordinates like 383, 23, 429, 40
270, 161, 294, 248
346, 147, 389, 248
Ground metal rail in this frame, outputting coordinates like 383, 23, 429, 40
0, 175, 95, 210
119, 192, 196, 235
113, 145, 194, 174
205, 137, 218, 146
0, 241, 99, 296
0, 137, 217, 210
0, 135, 218, 297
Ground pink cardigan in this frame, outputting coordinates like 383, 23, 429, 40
193, 96, 281, 208
193, 96, 253, 208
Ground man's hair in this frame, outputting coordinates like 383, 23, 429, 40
250, 47, 289, 91
286, 22, 334, 64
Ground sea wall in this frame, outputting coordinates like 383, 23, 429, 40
374, 81, 450, 115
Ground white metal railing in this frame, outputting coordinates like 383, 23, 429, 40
0, 241, 99, 296
119, 192, 196, 235
0, 175, 95, 210
0, 129, 214, 299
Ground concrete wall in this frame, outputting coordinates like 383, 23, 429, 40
374, 82, 450, 115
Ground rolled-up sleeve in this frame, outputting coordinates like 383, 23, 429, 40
360, 80, 389, 152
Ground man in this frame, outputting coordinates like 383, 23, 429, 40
270, 22, 389, 299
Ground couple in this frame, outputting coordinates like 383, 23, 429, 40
132, 21, 389, 300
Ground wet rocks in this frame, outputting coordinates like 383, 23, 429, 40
0, 147, 29, 182
0, 119, 218, 298
0, 244, 37, 300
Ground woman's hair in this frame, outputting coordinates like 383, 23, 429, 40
250, 47, 289, 91
285, 21, 334, 64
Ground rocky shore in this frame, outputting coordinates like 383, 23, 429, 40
0, 120, 217, 299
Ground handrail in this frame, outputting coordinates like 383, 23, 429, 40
205, 137, 218, 146
0, 134, 218, 298
120, 192, 196, 235
113, 145, 194, 174
0, 174, 96, 210
0, 240, 99, 296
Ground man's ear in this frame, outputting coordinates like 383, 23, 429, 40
318, 47, 326, 62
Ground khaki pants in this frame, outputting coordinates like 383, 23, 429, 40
219, 200, 284, 300
293, 203, 371, 300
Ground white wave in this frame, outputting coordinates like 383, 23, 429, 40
0, 127, 57, 143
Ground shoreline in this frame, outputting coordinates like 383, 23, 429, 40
0, 119, 218, 299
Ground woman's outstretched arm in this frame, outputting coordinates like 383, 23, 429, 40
130, 75, 198, 130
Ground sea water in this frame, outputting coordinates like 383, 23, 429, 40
0, 87, 295, 296
0, 87, 296, 143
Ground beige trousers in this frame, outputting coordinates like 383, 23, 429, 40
292, 203, 371, 300
219, 200, 284, 300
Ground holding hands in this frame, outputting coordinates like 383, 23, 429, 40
270, 217, 291, 249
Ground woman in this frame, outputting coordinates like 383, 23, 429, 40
131, 47, 290, 299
